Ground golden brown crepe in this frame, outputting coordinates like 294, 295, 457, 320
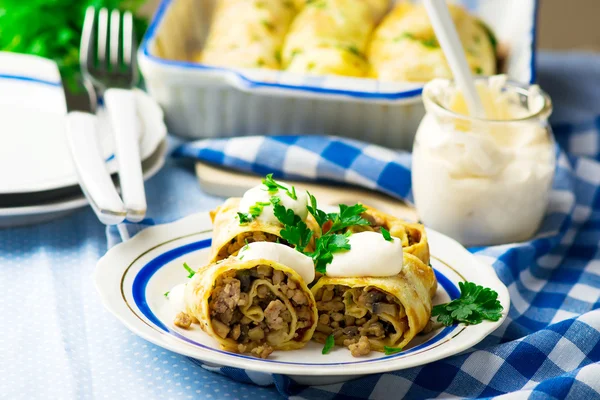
184, 256, 318, 357
368, 2, 496, 81
209, 197, 319, 263
311, 253, 437, 355
196, 0, 297, 69
342, 204, 430, 266
281, 0, 391, 77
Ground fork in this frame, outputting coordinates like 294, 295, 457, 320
80, 6, 147, 223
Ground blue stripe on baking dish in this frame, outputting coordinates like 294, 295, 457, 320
139, 0, 538, 99
130, 237, 461, 366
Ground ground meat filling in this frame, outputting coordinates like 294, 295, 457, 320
207, 265, 313, 358
217, 231, 290, 260
313, 285, 407, 357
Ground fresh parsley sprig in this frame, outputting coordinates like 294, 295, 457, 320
271, 197, 313, 252
249, 201, 271, 218
381, 227, 393, 242
237, 212, 252, 225
383, 346, 403, 355
322, 334, 335, 354
183, 262, 195, 279
307, 193, 370, 234
307, 192, 329, 229
328, 204, 370, 232
311, 233, 351, 274
432, 282, 503, 326
262, 173, 297, 200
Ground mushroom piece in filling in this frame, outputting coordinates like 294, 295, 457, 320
312, 285, 408, 357
207, 265, 314, 358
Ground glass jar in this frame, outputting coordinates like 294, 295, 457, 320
411, 77, 556, 246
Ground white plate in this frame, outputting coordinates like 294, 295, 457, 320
0, 52, 167, 195
0, 139, 167, 228
96, 211, 510, 385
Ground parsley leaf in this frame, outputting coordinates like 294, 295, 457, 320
249, 201, 271, 218
383, 346, 403, 355
311, 233, 351, 274
431, 282, 503, 326
306, 192, 329, 229
262, 173, 297, 200
164, 291, 170, 297
322, 334, 335, 354
271, 197, 313, 252
183, 262, 195, 279
381, 227, 393, 241
237, 212, 252, 224
328, 204, 370, 233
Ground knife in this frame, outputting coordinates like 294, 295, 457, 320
64, 80, 127, 225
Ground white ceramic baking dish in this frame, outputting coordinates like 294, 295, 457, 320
138, 0, 538, 149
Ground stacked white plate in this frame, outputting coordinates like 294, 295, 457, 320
0, 52, 168, 227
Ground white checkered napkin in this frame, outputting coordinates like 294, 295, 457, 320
172, 135, 414, 202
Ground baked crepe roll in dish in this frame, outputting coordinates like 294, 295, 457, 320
368, 2, 496, 82
311, 251, 437, 356
209, 178, 318, 263
281, 0, 390, 77
341, 204, 430, 266
183, 243, 318, 358
197, 0, 297, 69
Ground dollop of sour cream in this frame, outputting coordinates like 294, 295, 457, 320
326, 232, 404, 278
165, 283, 187, 312
238, 242, 315, 284
238, 182, 309, 224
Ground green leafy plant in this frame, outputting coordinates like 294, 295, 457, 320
0, 0, 148, 90
432, 282, 503, 326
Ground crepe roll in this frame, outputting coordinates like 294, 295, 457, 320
368, 2, 496, 82
209, 197, 319, 263
184, 252, 319, 357
340, 204, 430, 267
197, 0, 297, 69
282, 0, 390, 77
311, 253, 437, 355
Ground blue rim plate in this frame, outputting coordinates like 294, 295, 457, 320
96, 212, 510, 379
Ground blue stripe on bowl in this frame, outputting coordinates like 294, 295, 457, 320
129, 238, 461, 366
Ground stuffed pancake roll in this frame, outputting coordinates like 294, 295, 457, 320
311, 244, 437, 356
282, 0, 390, 77
209, 179, 318, 263
197, 0, 297, 69
184, 242, 318, 358
368, 2, 496, 81
339, 204, 430, 266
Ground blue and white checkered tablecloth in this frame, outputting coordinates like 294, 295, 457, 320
2, 51, 600, 400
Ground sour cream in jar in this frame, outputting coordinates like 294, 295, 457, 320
411, 75, 555, 246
